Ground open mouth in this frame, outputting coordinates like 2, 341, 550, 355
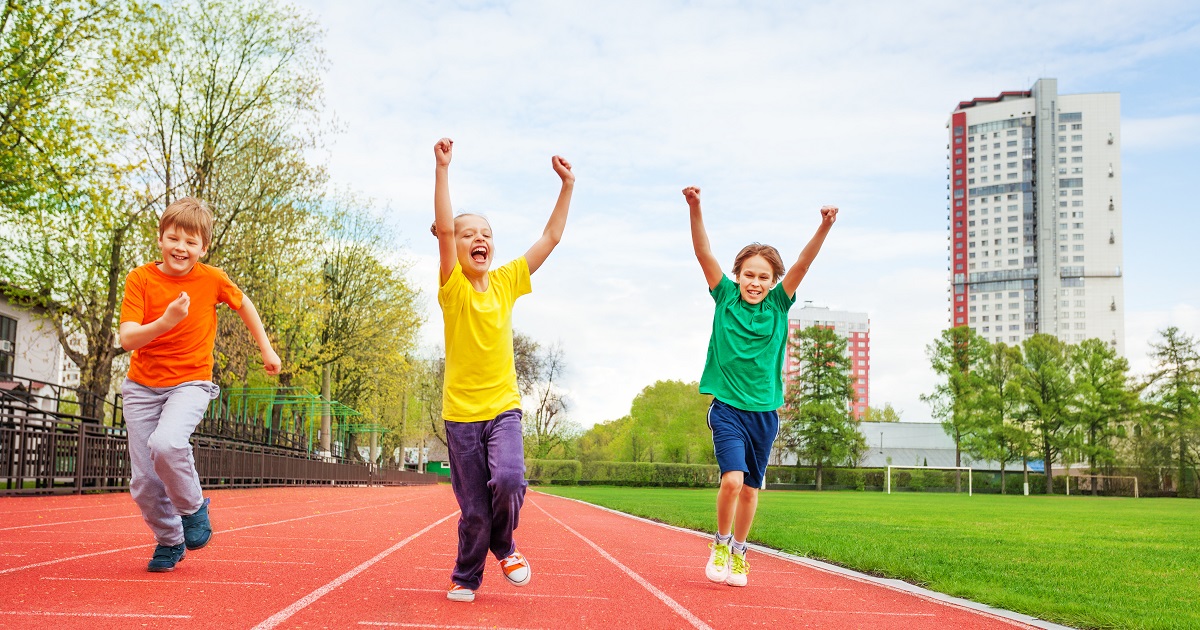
471, 246, 488, 264
171, 254, 189, 262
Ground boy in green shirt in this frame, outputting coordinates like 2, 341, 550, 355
684, 185, 836, 587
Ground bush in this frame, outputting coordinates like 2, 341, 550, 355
526, 459, 581, 485
581, 461, 721, 487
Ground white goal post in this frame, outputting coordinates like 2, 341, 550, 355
1065, 474, 1140, 498
886, 465, 973, 496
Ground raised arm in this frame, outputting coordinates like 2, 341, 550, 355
119, 292, 190, 351
235, 296, 282, 375
524, 155, 575, 274
434, 138, 457, 284
781, 205, 837, 298
684, 187, 723, 291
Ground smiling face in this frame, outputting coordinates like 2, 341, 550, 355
736, 254, 775, 304
454, 214, 493, 277
157, 225, 208, 277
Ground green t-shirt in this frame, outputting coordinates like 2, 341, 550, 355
699, 275, 796, 411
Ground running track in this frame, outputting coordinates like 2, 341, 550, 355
0, 486, 1064, 629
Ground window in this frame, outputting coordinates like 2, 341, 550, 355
0, 315, 15, 376
1071, 123, 1082, 130
1072, 134, 1083, 141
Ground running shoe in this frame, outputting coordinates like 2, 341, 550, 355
147, 543, 186, 572
447, 584, 475, 602
726, 550, 749, 587
705, 541, 731, 583
181, 497, 212, 550
499, 550, 531, 586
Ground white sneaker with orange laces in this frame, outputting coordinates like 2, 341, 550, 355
447, 583, 475, 602
499, 550, 531, 586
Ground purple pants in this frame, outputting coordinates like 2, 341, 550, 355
445, 409, 527, 589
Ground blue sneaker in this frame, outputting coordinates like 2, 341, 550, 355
182, 497, 212, 550
147, 543, 185, 572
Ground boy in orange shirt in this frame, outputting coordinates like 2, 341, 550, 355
119, 197, 281, 572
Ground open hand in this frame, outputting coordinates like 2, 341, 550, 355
162, 292, 190, 328
552, 155, 574, 184
435, 138, 453, 167
820, 205, 838, 226
682, 186, 701, 208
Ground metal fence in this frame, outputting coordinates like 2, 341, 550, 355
2, 378, 437, 496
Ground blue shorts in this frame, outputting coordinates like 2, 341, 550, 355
707, 398, 779, 490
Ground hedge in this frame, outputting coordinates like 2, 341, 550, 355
525, 460, 1070, 493
525, 459, 581, 485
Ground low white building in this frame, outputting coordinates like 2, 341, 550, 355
0, 287, 64, 386
774, 421, 1012, 471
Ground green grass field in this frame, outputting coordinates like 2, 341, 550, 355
535, 486, 1200, 630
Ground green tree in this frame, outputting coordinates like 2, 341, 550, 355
0, 1, 146, 212
1143, 327, 1200, 497
1070, 338, 1137, 495
1019, 334, 1076, 494
922, 326, 989, 492
972, 342, 1028, 493
780, 325, 861, 491
862, 403, 902, 423
576, 381, 713, 464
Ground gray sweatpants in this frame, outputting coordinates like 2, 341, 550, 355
122, 378, 219, 546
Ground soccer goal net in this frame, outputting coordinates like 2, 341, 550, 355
1065, 474, 1140, 498
886, 465, 974, 496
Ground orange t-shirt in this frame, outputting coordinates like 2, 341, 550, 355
120, 262, 244, 388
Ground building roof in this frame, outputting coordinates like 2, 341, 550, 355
956, 90, 1032, 111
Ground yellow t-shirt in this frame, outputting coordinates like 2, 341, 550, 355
438, 257, 532, 422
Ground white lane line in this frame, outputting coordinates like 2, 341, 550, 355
355, 619, 544, 624
410, 566, 585, 578
251, 511, 459, 630
394, 588, 607, 601
727, 603, 936, 617
42, 576, 271, 586
231, 535, 368, 542
0, 610, 191, 619
685, 580, 850, 590
0, 497, 424, 576
0, 514, 136, 531
529, 500, 713, 630
194, 559, 315, 565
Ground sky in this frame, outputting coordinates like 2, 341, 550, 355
292, 0, 1200, 429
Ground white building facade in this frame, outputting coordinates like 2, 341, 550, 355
0, 292, 64, 385
947, 78, 1125, 353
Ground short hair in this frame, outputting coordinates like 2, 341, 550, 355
733, 243, 786, 282
430, 213, 490, 238
160, 197, 214, 248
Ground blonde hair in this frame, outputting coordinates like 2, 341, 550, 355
160, 197, 214, 248
429, 213, 491, 238
733, 243, 785, 282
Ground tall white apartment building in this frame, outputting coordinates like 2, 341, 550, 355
947, 78, 1125, 353
787, 303, 870, 420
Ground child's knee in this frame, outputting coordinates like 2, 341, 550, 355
720, 471, 744, 492
490, 469, 527, 497
146, 431, 190, 460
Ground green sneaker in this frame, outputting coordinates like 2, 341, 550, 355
705, 542, 730, 583
726, 550, 749, 587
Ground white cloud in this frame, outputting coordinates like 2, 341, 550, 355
294, 0, 1200, 427
1123, 115, 1200, 150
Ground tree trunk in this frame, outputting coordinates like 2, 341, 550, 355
320, 363, 331, 455
1090, 426, 1098, 496
1180, 434, 1189, 498
1000, 462, 1007, 495
954, 439, 962, 493
815, 461, 823, 491
1044, 430, 1054, 494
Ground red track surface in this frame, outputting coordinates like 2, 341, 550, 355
0, 486, 1042, 629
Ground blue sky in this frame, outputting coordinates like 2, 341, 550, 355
293, 0, 1200, 428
